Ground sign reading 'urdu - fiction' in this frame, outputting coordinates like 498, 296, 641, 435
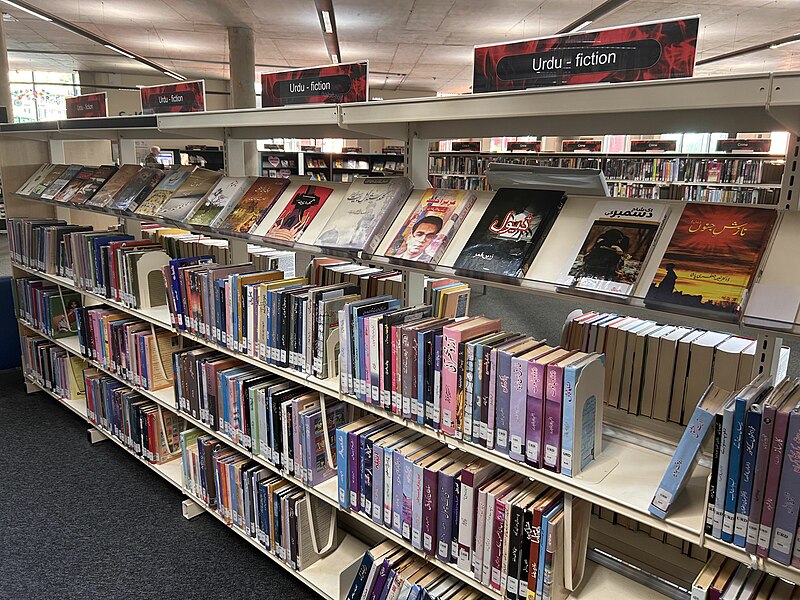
260, 61, 368, 107
140, 80, 206, 114
473, 16, 699, 93
65, 92, 108, 119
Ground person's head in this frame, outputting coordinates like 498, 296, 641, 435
598, 228, 629, 251
149, 145, 160, 156
405, 215, 443, 257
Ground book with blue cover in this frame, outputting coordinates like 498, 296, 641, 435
650, 384, 731, 519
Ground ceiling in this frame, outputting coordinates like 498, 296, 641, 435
4, 0, 800, 94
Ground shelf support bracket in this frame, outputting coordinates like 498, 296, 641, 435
87, 427, 107, 445
182, 498, 204, 520
779, 134, 800, 211
751, 333, 784, 382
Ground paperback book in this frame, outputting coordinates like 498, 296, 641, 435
52, 167, 97, 203
560, 201, 670, 297
266, 184, 333, 243
314, 176, 413, 253
186, 176, 255, 227
84, 164, 142, 208
155, 168, 222, 221
66, 165, 118, 205
453, 187, 565, 278
107, 167, 166, 212
645, 204, 777, 320
386, 188, 476, 265
134, 166, 195, 216
218, 177, 290, 233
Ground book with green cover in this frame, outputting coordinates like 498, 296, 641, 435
187, 176, 255, 227
135, 166, 196, 216
156, 168, 222, 221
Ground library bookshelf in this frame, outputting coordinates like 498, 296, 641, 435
6, 71, 800, 599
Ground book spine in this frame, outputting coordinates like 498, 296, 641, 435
436, 471, 456, 563
411, 460, 425, 549
472, 344, 484, 442
506, 503, 525, 600
401, 454, 415, 540
433, 334, 443, 431
372, 444, 384, 524
491, 498, 508, 591
560, 361, 581, 477
495, 350, 514, 454
360, 434, 372, 514
391, 450, 404, 535
769, 410, 800, 565
543, 363, 565, 472
391, 325, 401, 414
757, 408, 791, 556
401, 327, 412, 419
748, 405, 775, 551
415, 330, 426, 424
723, 399, 748, 543
422, 467, 438, 556
465, 341, 477, 444
440, 328, 459, 437
383, 447, 394, 528
348, 430, 361, 512
734, 408, 762, 547
707, 412, 723, 536
487, 349, 499, 450
480, 343, 493, 447
508, 356, 528, 462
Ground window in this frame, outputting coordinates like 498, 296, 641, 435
10, 70, 80, 122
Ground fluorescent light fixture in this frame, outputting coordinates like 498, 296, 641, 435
321, 10, 333, 34
570, 20, 593, 33
1, 0, 50, 21
771, 38, 800, 49
161, 70, 185, 81
104, 44, 135, 60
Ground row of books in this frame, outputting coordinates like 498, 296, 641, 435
73, 306, 178, 392
679, 185, 779, 205
21, 333, 86, 402
173, 347, 348, 486
604, 157, 783, 185
427, 176, 485, 191
84, 370, 186, 465
14, 277, 82, 340
691, 553, 799, 599
180, 429, 339, 571
336, 420, 578, 600
347, 541, 484, 600
561, 311, 788, 425
338, 298, 604, 477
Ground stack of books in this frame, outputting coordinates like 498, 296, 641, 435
180, 430, 339, 570
20, 333, 86, 401
14, 277, 82, 339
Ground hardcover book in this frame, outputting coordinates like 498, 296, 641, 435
386, 188, 477, 265
453, 188, 565, 278
52, 166, 97, 203
266, 184, 333, 243
218, 177, 290, 233
108, 167, 166, 212
28, 164, 67, 198
134, 166, 195, 216
16, 163, 55, 196
186, 176, 255, 227
156, 168, 222, 221
67, 165, 118, 205
646, 204, 777, 319
560, 201, 670, 297
40, 164, 82, 200
85, 164, 142, 207
314, 176, 413, 252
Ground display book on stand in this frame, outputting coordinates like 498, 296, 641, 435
10, 159, 800, 596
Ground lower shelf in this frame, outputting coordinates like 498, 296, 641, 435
703, 537, 800, 586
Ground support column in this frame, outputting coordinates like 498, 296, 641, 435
0, 16, 12, 121
227, 26, 258, 176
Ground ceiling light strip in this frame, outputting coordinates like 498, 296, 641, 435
556, 0, 631, 35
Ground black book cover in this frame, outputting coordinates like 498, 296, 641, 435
453, 188, 565, 278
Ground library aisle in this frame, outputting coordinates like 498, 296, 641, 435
0, 369, 310, 599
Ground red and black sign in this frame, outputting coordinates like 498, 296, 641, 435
140, 80, 206, 114
65, 93, 107, 119
452, 141, 481, 152
630, 139, 677, 152
507, 141, 541, 152
260, 61, 368, 108
562, 140, 602, 152
716, 138, 771, 153
474, 16, 699, 93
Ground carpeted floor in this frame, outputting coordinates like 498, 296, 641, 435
0, 368, 312, 600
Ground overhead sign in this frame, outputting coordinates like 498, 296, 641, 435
260, 61, 368, 108
630, 140, 677, 152
140, 80, 206, 114
473, 16, 699, 93
716, 138, 771, 153
65, 92, 107, 119
562, 140, 602, 152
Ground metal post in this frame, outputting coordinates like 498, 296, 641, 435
405, 127, 430, 189
402, 269, 425, 306
751, 333, 785, 382
779, 134, 800, 211
48, 138, 66, 164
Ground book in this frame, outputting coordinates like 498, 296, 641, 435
315, 176, 413, 253
16, 163, 55, 196
453, 188, 565, 278
186, 176, 255, 227
386, 188, 477, 264
156, 168, 222, 221
67, 165, 118, 205
52, 166, 97, 203
266, 184, 333, 243
650, 384, 731, 519
134, 166, 195, 216
85, 164, 143, 208
40, 164, 82, 200
560, 201, 669, 297
108, 167, 166, 212
645, 204, 777, 320
219, 177, 291, 233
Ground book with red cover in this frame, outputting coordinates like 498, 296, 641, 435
645, 204, 776, 321
266, 184, 333, 243
218, 177, 290, 233
85, 164, 142, 208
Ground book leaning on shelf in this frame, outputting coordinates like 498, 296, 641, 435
181, 430, 340, 570
21, 334, 87, 402
14, 277, 82, 339
691, 552, 800, 599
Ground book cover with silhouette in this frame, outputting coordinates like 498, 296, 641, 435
453, 187, 565, 278
218, 176, 290, 233
265, 184, 333, 242
135, 165, 195, 216
186, 176, 255, 227
67, 165, 118, 205
645, 203, 777, 320
386, 188, 477, 265
559, 201, 670, 297
85, 164, 142, 208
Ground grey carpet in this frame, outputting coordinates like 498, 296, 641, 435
0, 369, 313, 600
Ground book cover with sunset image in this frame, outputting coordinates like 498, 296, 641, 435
645, 203, 777, 320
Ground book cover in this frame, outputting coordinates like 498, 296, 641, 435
266, 184, 333, 243
134, 166, 194, 216
386, 188, 477, 265
769, 399, 800, 564
454, 188, 565, 278
156, 168, 222, 221
85, 164, 142, 208
187, 176, 255, 227
108, 167, 166, 212
315, 176, 413, 252
40, 164, 82, 200
560, 201, 669, 296
52, 166, 97, 203
29, 164, 67, 198
218, 177, 290, 234
67, 165, 118, 205
646, 204, 777, 320
17, 163, 55, 196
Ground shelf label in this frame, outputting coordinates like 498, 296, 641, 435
260, 61, 368, 108
66, 92, 108, 119
473, 16, 699, 93
140, 80, 206, 115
